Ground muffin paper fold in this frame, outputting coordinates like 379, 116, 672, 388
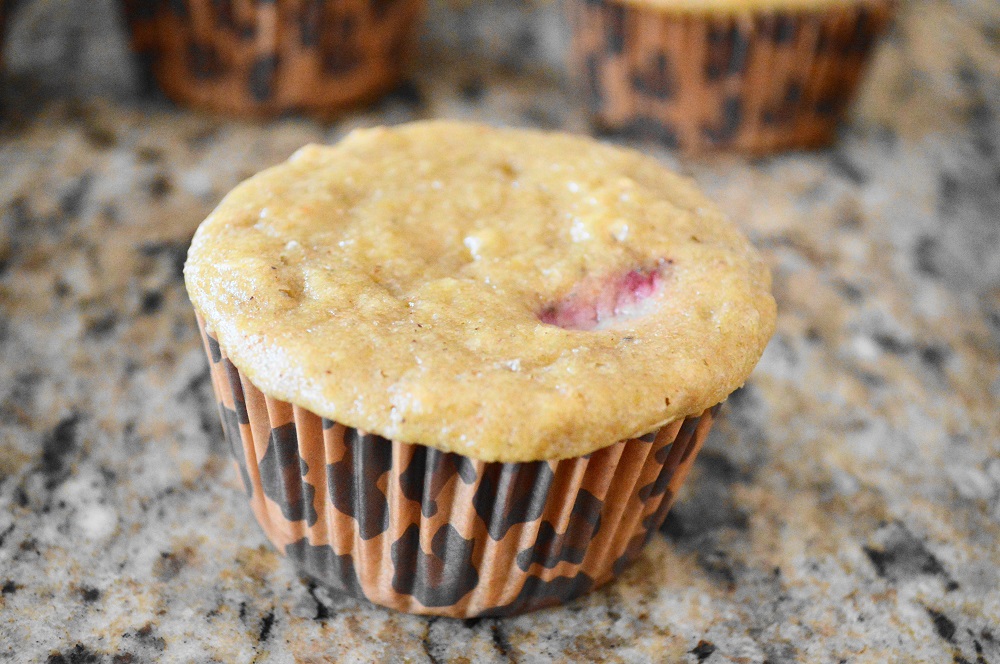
122, 0, 424, 117
566, 0, 896, 152
199, 316, 718, 617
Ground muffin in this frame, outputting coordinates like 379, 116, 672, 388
121, 0, 424, 117
566, 0, 897, 152
185, 121, 776, 617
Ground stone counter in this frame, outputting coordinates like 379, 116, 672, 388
0, 0, 998, 661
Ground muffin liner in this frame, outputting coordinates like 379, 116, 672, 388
121, 0, 425, 117
566, 0, 896, 152
198, 316, 718, 617
0, 1, 8, 64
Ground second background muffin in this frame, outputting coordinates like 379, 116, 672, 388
566, 0, 896, 152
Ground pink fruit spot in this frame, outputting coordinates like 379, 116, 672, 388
539, 261, 671, 331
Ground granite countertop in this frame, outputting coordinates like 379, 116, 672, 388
1, 0, 999, 661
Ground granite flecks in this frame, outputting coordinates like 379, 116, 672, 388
1, 0, 999, 661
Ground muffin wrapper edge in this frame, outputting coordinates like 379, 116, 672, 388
566, 0, 897, 152
198, 316, 718, 617
121, 0, 425, 117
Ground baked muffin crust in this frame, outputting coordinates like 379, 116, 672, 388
185, 121, 775, 461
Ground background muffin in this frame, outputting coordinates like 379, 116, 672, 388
121, 0, 425, 117
0, 1, 8, 65
185, 121, 776, 616
566, 0, 897, 152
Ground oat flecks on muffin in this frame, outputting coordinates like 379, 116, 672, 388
184, 121, 776, 462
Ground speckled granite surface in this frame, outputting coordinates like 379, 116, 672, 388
1, 0, 999, 662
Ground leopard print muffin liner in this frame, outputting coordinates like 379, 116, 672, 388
0, 0, 8, 65
197, 316, 718, 617
121, 0, 424, 117
566, 0, 896, 153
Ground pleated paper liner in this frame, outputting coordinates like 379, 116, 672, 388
121, 0, 425, 117
197, 315, 718, 617
566, 0, 896, 153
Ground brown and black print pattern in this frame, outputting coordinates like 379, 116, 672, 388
0, 1, 6, 32
121, 0, 425, 117
567, 0, 896, 153
197, 317, 718, 617
0, 0, 8, 66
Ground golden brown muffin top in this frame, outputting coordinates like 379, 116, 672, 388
185, 121, 775, 461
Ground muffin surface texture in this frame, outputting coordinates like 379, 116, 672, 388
185, 121, 775, 460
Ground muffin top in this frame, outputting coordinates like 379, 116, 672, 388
185, 121, 775, 462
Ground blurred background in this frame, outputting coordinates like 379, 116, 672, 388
2, 0, 567, 112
